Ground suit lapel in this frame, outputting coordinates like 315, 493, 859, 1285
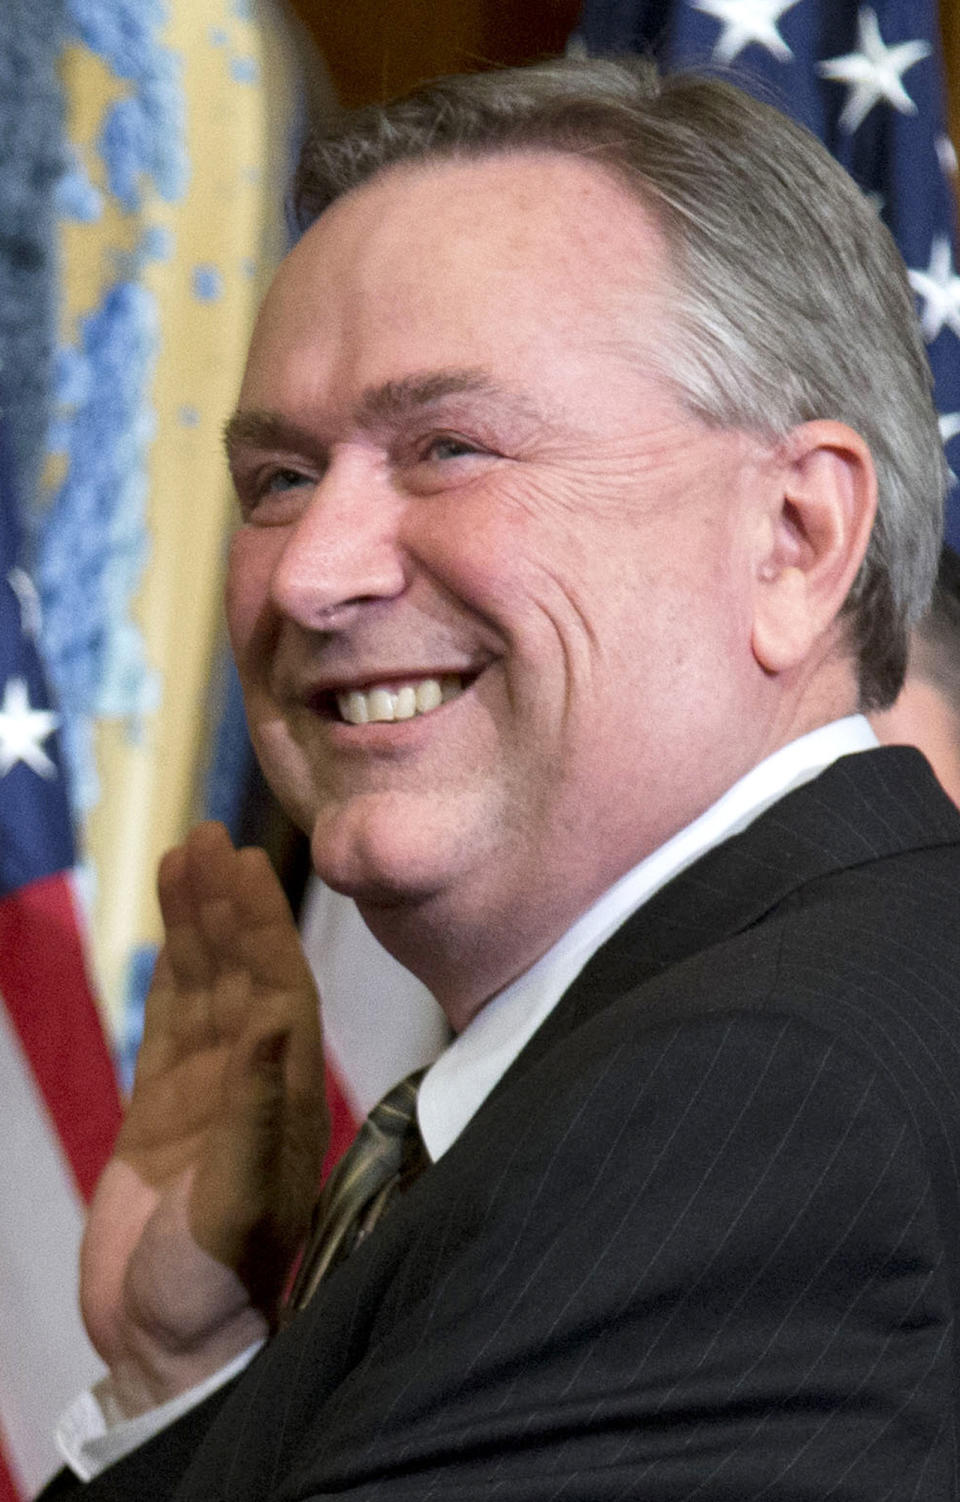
503, 746, 960, 1085
171, 747, 958, 1502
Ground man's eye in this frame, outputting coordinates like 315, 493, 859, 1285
235, 466, 315, 522
263, 467, 313, 493
422, 436, 482, 461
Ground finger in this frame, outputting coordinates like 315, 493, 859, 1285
176, 822, 264, 996
216, 993, 327, 1185
189, 838, 316, 996
133, 944, 222, 1087
275, 967, 327, 1104
153, 835, 233, 1052
182, 825, 265, 978
178, 827, 320, 1058
157, 843, 216, 993
219, 847, 317, 992
182, 822, 292, 933
134, 945, 175, 1056
182, 821, 246, 912
182, 840, 285, 1036
191, 1007, 329, 1297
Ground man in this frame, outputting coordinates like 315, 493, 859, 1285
47, 57, 960, 1498
873, 545, 960, 806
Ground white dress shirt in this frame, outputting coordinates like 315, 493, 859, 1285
58, 715, 878, 1480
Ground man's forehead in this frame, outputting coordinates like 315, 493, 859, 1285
239, 148, 679, 437
281, 147, 668, 297
269, 154, 664, 328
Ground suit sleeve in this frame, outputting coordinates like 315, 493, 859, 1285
36, 1384, 236, 1501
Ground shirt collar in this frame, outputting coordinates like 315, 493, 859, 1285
417, 715, 878, 1162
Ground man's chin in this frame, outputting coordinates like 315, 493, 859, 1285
307, 818, 448, 911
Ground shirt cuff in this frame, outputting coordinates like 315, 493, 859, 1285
55, 1341, 264, 1481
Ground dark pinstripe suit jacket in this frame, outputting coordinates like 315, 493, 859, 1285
45, 747, 960, 1499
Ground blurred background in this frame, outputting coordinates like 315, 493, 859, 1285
1, 2, 958, 1495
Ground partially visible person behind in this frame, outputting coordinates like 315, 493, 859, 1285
873, 544, 960, 805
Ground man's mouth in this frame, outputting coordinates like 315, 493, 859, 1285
334, 674, 466, 725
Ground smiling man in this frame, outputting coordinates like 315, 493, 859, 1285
47, 57, 960, 1500
224, 145, 797, 1026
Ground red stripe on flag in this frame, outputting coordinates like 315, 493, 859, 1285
322, 1062, 359, 1178
0, 873, 121, 1202
0, 1429, 23, 1502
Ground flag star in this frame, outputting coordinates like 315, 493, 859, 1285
0, 676, 59, 778
691, 0, 801, 64
908, 237, 960, 341
6, 566, 43, 640
818, 7, 931, 134
939, 415, 960, 487
936, 133, 958, 179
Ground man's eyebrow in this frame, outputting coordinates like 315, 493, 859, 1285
224, 371, 540, 462
353, 369, 533, 427
223, 409, 322, 465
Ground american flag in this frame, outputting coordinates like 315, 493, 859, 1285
573, 0, 960, 549
0, 415, 121, 1498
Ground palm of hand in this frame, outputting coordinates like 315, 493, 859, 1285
81, 824, 328, 1415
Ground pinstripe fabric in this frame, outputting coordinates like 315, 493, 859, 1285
42, 747, 960, 1501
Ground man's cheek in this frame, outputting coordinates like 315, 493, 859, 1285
225, 540, 279, 657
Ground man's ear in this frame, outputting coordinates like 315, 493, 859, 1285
751, 420, 877, 676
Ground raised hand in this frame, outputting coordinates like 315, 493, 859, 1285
80, 823, 328, 1417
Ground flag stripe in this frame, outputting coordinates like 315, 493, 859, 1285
0, 1431, 21, 1502
0, 874, 121, 1203
0, 376, 119, 1497
0, 997, 107, 1495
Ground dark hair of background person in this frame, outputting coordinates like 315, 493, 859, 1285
872, 544, 960, 808
912, 544, 960, 714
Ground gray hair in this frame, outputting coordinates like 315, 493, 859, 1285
293, 56, 946, 707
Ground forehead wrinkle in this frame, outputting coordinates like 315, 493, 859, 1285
352, 369, 544, 433
222, 363, 555, 474
225, 373, 549, 465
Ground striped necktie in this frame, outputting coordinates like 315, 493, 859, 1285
285, 1068, 427, 1316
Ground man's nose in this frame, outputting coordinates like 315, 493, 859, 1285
269, 455, 408, 626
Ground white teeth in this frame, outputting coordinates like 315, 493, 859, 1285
415, 679, 442, 714
394, 686, 417, 720
344, 691, 369, 725
336, 675, 464, 725
367, 688, 394, 722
